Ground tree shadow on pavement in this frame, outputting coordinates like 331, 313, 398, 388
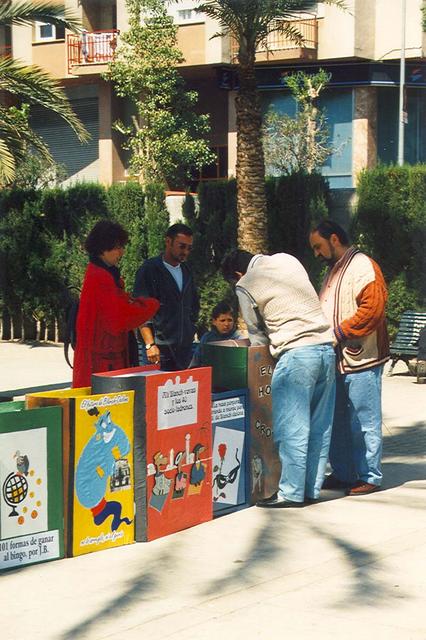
383, 421, 426, 458
381, 420, 426, 490
59, 544, 179, 640
307, 523, 398, 607
200, 512, 289, 597
381, 461, 426, 491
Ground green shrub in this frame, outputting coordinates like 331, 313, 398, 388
352, 165, 412, 281
407, 166, 426, 304
387, 273, 421, 340
184, 175, 330, 331
266, 171, 330, 287
183, 181, 237, 333
107, 182, 146, 287
185, 180, 237, 283
197, 271, 234, 336
353, 164, 426, 331
144, 182, 169, 258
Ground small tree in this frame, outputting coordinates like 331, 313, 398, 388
12, 153, 67, 189
106, 0, 214, 188
263, 69, 333, 175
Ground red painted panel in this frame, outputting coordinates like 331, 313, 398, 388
144, 368, 212, 541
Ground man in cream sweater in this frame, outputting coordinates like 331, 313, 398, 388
310, 220, 390, 496
222, 250, 336, 508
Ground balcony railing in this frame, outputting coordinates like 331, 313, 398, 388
67, 30, 119, 73
231, 18, 318, 62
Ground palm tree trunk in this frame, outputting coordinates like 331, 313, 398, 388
21, 311, 25, 341
35, 318, 41, 342
235, 52, 268, 254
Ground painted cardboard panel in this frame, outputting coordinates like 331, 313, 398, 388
201, 342, 281, 502
26, 386, 90, 551
26, 388, 135, 557
212, 390, 249, 515
247, 346, 281, 503
0, 401, 25, 413
92, 367, 212, 542
71, 391, 135, 556
145, 368, 212, 541
0, 404, 63, 570
92, 365, 160, 543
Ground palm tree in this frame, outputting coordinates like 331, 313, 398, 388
0, 1, 89, 185
194, 0, 345, 253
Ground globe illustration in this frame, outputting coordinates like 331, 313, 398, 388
2, 472, 28, 517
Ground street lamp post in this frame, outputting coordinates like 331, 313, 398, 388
398, 0, 406, 166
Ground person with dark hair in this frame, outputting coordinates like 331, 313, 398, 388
222, 249, 336, 508
133, 223, 199, 371
309, 220, 390, 495
190, 300, 242, 367
72, 220, 159, 388
309, 219, 350, 247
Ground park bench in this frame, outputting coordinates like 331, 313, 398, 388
388, 310, 426, 375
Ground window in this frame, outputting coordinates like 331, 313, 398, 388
178, 9, 194, 21
168, 2, 204, 25
35, 22, 65, 42
190, 146, 228, 187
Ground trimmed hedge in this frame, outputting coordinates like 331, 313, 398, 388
352, 164, 426, 338
0, 182, 149, 341
3, 166, 423, 343
186, 173, 329, 333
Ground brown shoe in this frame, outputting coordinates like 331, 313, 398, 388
346, 482, 380, 496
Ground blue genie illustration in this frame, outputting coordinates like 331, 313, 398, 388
75, 406, 132, 531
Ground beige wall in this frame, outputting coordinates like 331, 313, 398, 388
354, 0, 376, 59
373, 0, 423, 60
116, 1, 130, 33
318, 0, 423, 61
205, 16, 230, 64
318, 0, 356, 60
98, 81, 125, 185
11, 24, 32, 64
32, 42, 67, 78
177, 24, 205, 65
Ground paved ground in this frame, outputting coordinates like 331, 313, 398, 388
1, 342, 425, 640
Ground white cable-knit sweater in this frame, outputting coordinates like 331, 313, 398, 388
236, 254, 334, 359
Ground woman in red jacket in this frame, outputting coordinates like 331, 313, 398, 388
72, 220, 159, 388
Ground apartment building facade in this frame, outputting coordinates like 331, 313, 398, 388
4, 0, 426, 189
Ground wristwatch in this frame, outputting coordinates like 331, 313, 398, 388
145, 343, 155, 350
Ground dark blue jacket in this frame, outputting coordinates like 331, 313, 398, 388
133, 255, 199, 352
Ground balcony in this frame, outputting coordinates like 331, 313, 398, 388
67, 30, 119, 75
231, 18, 318, 63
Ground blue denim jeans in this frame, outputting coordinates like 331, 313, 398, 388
271, 344, 336, 502
330, 365, 384, 486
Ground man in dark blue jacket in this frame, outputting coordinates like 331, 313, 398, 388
133, 223, 199, 371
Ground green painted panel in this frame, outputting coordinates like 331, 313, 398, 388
0, 405, 64, 570
201, 343, 248, 390
0, 401, 25, 413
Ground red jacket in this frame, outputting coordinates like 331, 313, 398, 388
72, 262, 159, 388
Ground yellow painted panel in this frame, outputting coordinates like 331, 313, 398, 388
72, 391, 135, 556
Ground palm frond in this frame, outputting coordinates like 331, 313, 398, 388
0, 137, 16, 185
194, 0, 347, 47
0, 57, 90, 142
0, 1, 81, 33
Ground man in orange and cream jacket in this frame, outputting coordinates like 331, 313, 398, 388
310, 220, 390, 496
